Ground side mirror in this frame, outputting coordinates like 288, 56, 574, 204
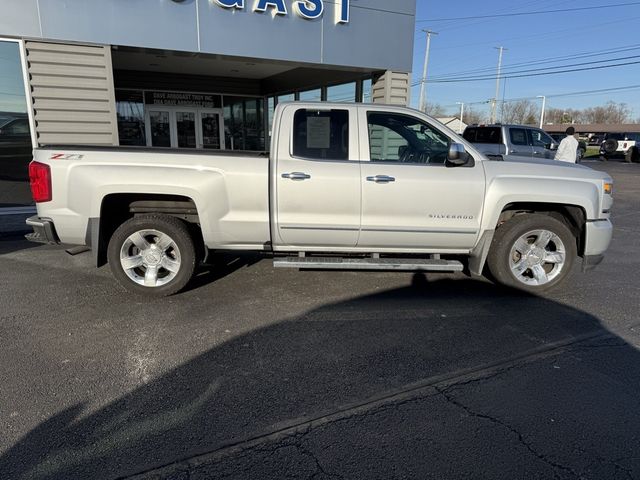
546, 142, 558, 151
447, 142, 470, 166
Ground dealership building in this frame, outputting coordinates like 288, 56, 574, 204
0, 0, 416, 210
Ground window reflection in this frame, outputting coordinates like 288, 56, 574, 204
0, 40, 33, 207
299, 89, 322, 102
223, 96, 265, 151
327, 83, 356, 103
116, 90, 146, 146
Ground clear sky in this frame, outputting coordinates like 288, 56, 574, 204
411, 0, 640, 121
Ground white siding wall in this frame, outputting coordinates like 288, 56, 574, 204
372, 71, 410, 106
25, 41, 119, 146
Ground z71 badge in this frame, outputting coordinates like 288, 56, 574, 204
50, 154, 84, 161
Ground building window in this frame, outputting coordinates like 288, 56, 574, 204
327, 83, 356, 103
223, 96, 265, 151
0, 40, 32, 207
362, 79, 373, 103
299, 89, 322, 102
116, 90, 146, 146
278, 94, 295, 104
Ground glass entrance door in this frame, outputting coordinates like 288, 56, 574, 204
147, 110, 171, 147
198, 110, 225, 150
176, 110, 197, 149
145, 107, 225, 150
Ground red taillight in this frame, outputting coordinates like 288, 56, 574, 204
29, 161, 52, 203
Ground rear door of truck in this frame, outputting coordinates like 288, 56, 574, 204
272, 104, 361, 249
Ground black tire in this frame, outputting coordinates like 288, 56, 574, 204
625, 146, 639, 163
577, 147, 585, 162
603, 139, 618, 154
107, 214, 197, 296
486, 214, 577, 293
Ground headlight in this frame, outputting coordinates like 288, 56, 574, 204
604, 182, 613, 195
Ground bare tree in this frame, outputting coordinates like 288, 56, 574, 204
500, 100, 539, 125
582, 101, 631, 124
462, 106, 486, 125
545, 108, 584, 125
426, 103, 448, 117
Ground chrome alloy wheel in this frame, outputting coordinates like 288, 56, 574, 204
119, 229, 182, 288
509, 229, 566, 286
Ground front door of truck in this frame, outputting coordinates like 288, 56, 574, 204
358, 109, 485, 250
274, 105, 361, 249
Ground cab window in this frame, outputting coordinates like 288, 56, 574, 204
529, 129, 554, 148
292, 109, 349, 160
367, 112, 450, 164
509, 128, 529, 146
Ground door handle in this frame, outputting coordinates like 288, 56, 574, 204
282, 172, 311, 181
366, 175, 396, 184
533, 151, 542, 155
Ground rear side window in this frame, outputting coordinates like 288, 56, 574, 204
509, 128, 529, 146
463, 127, 501, 144
292, 109, 349, 160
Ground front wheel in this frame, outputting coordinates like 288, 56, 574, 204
486, 214, 577, 292
107, 214, 197, 296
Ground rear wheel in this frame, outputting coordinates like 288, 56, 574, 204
107, 214, 196, 296
487, 214, 577, 293
625, 146, 639, 163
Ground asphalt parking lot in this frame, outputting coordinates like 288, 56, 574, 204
1, 160, 639, 480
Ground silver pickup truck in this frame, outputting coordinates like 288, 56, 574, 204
463, 124, 561, 162
26, 103, 613, 296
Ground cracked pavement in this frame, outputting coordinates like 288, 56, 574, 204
1, 161, 639, 479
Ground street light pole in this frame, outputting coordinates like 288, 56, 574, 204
537, 95, 546, 129
490, 46, 506, 123
456, 102, 465, 134
418, 30, 438, 113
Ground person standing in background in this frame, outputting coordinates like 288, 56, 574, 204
555, 126, 579, 163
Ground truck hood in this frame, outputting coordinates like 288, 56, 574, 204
482, 157, 612, 184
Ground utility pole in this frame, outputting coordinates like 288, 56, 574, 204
490, 46, 506, 123
537, 95, 546, 128
456, 102, 465, 134
418, 30, 438, 113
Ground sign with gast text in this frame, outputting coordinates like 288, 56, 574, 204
212, 0, 350, 24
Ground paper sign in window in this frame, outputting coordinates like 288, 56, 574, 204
306, 117, 331, 149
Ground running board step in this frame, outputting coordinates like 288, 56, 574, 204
274, 257, 464, 272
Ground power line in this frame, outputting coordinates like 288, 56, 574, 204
428, 44, 640, 80
429, 54, 640, 83
417, 1, 640, 22
426, 60, 640, 83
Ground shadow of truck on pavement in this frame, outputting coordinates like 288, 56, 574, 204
1, 277, 639, 479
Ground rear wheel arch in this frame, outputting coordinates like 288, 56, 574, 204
95, 193, 203, 267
